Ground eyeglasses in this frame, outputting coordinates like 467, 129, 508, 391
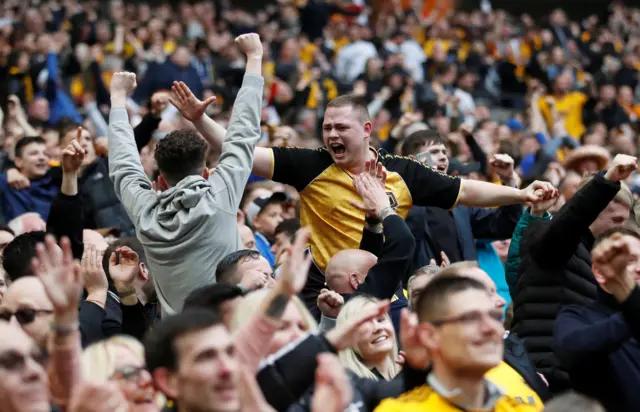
0, 350, 48, 372
0, 309, 54, 325
110, 365, 147, 384
431, 309, 504, 328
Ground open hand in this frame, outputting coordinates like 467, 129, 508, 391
81, 244, 108, 299
32, 236, 83, 315
325, 300, 390, 351
399, 308, 431, 369
235, 33, 263, 59
277, 227, 312, 296
605, 154, 637, 182
61, 129, 87, 173
349, 161, 391, 218
169, 81, 216, 122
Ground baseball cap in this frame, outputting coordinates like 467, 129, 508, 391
246, 192, 288, 224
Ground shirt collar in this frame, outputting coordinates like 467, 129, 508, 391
427, 372, 504, 410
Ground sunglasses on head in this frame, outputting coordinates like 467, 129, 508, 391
0, 308, 53, 325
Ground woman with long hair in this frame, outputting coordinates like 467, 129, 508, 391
336, 296, 401, 381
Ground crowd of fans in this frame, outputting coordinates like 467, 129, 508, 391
1, 0, 640, 411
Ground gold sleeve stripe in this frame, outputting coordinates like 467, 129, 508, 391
450, 179, 464, 210
268, 149, 275, 180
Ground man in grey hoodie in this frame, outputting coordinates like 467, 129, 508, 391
106, 33, 265, 316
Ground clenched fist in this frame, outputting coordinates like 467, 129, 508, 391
235, 33, 263, 59
110, 72, 137, 98
605, 154, 637, 182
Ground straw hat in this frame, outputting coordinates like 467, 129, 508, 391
563, 145, 611, 172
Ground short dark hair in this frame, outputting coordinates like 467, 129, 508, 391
102, 237, 148, 286
183, 284, 246, 312
415, 276, 488, 323
215, 249, 261, 285
154, 129, 208, 186
144, 309, 224, 372
3, 231, 47, 281
15, 136, 45, 158
0, 226, 15, 236
326, 94, 371, 123
593, 226, 640, 250
274, 219, 300, 241
401, 130, 447, 156
57, 119, 83, 141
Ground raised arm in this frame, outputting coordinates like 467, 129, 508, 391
107, 72, 156, 223
205, 33, 265, 210
169, 69, 273, 179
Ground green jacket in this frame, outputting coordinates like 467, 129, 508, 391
505, 208, 550, 297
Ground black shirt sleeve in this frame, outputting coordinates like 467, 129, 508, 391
270, 146, 334, 192
381, 151, 462, 210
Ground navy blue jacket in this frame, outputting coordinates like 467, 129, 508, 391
406, 203, 522, 276
554, 287, 640, 412
133, 59, 204, 104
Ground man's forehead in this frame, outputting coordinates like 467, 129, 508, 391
323, 106, 360, 123
445, 289, 493, 314
176, 325, 232, 357
0, 322, 34, 351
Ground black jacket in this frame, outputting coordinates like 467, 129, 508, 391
555, 287, 640, 412
511, 171, 621, 393
257, 333, 411, 412
406, 203, 522, 277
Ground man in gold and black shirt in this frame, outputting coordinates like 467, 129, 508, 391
170, 83, 557, 314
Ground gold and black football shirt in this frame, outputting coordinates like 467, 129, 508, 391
268, 146, 462, 272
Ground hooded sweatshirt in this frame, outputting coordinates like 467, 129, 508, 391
108, 73, 264, 315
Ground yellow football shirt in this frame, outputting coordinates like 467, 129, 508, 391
268, 146, 462, 272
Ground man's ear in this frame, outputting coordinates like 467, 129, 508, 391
349, 273, 360, 290
152, 368, 178, 400
14, 158, 23, 170
202, 167, 210, 180
237, 210, 246, 225
158, 174, 169, 191
138, 262, 149, 282
363, 121, 373, 137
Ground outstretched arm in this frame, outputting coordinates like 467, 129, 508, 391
169, 75, 273, 179
108, 72, 156, 224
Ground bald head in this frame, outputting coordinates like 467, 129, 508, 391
437, 263, 506, 310
83, 229, 108, 252
8, 213, 46, 236
1, 277, 53, 349
325, 249, 377, 293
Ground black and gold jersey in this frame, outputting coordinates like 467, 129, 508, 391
268, 146, 462, 272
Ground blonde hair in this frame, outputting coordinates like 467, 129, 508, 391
335, 296, 400, 381
81, 335, 145, 382
81, 336, 165, 406
228, 289, 318, 334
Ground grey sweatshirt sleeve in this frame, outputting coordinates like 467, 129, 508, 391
208, 73, 264, 211
107, 107, 155, 225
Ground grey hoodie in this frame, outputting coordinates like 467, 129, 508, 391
108, 73, 264, 316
